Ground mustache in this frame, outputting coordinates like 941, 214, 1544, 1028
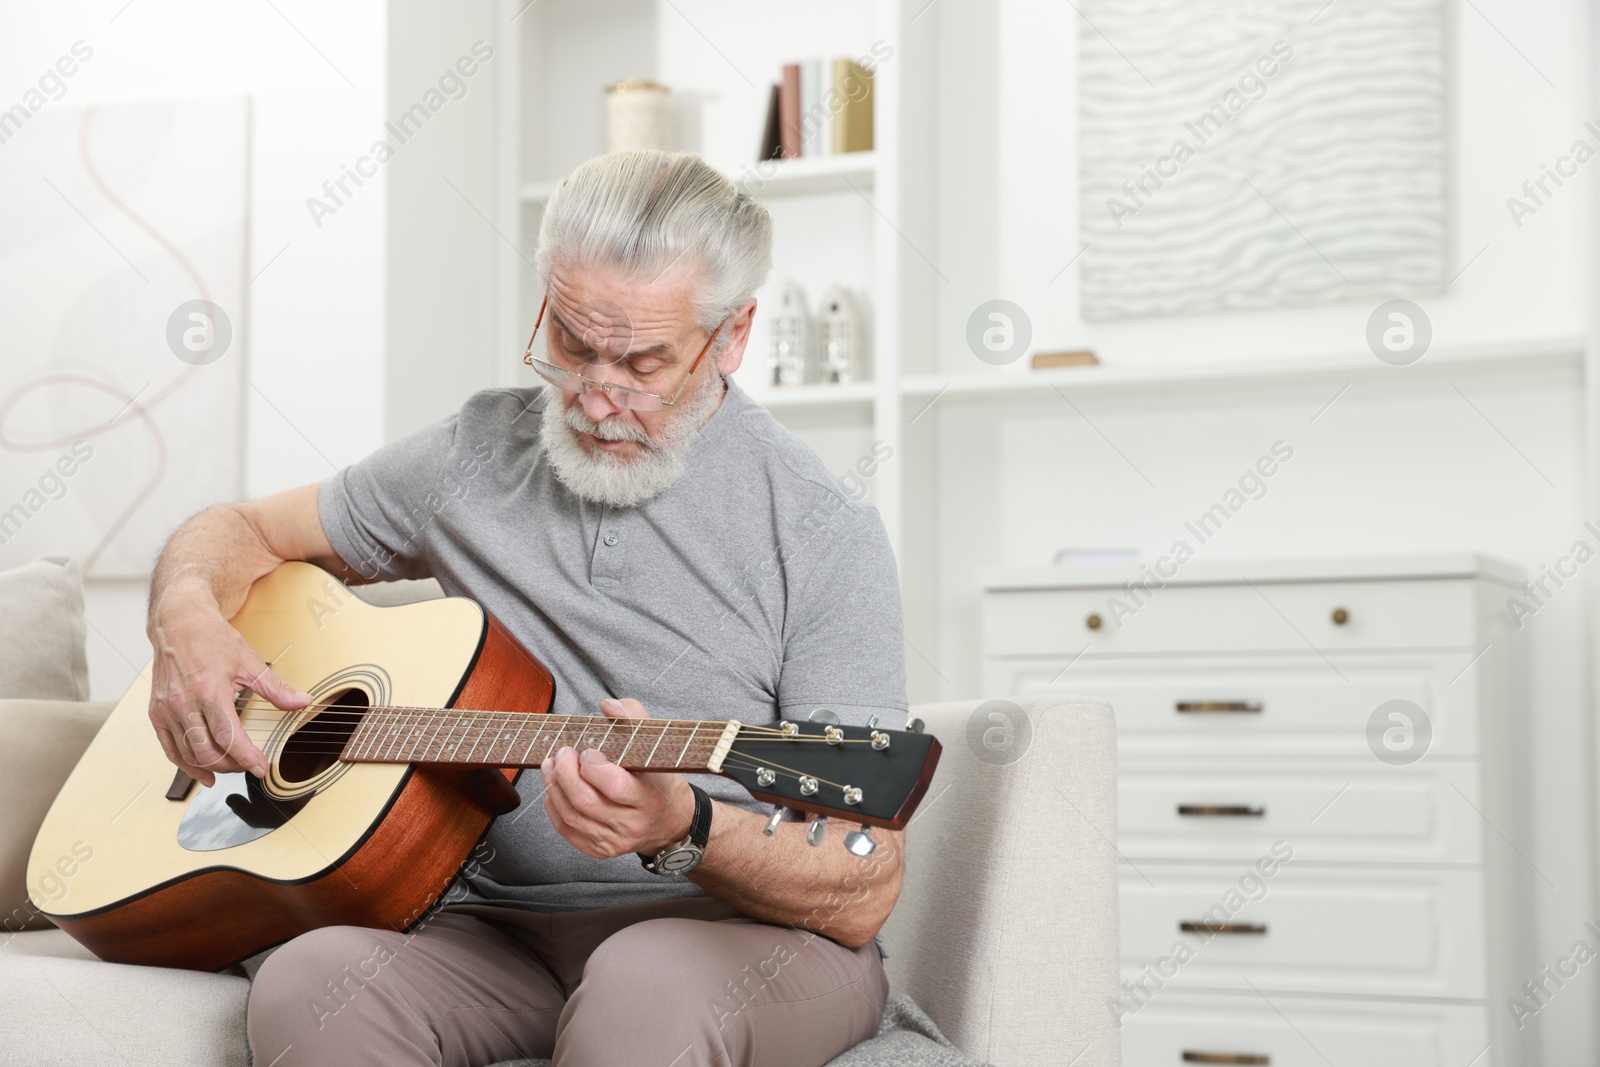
561, 403, 655, 448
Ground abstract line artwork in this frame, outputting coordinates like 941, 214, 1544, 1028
0, 96, 248, 576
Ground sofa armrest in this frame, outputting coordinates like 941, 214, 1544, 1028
882, 695, 1120, 1067
1, 699, 116, 933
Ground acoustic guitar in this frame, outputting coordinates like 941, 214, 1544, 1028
25, 562, 941, 971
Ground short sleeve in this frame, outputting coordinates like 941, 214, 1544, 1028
776, 508, 908, 731
317, 413, 458, 583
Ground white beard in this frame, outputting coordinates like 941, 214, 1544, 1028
538, 370, 724, 508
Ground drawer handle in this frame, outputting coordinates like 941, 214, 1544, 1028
1183, 1053, 1270, 1065
1085, 612, 1103, 630
1331, 607, 1349, 625
1179, 921, 1268, 936
1175, 700, 1263, 714
1178, 804, 1265, 818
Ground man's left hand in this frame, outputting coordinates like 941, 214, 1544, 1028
540, 697, 697, 860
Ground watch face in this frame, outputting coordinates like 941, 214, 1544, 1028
655, 846, 702, 875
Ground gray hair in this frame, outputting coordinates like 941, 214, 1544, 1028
534, 151, 773, 337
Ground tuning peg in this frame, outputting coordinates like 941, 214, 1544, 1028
866, 715, 879, 728
843, 827, 877, 857
807, 816, 828, 847
763, 807, 790, 836
808, 708, 840, 724
906, 717, 925, 734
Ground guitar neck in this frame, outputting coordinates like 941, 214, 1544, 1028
340, 707, 740, 774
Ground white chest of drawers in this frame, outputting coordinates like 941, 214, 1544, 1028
980, 555, 1534, 1067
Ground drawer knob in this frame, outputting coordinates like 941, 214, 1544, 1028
1331, 606, 1349, 625
1178, 804, 1265, 818
1183, 1054, 1270, 1065
1085, 612, 1103, 630
1180, 921, 1268, 936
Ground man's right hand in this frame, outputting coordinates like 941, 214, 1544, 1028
146, 584, 311, 787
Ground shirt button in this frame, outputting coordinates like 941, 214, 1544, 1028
603, 532, 619, 546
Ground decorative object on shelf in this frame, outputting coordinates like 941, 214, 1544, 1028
1077, 0, 1444, 319
768, 281, 813, 386
817, 285, 867, 384
1031, 349, 1099, 369
605, 80, 674, 153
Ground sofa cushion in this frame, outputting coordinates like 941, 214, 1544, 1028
0, 953, 248, 1066
1, 699, 115, 932
0, 555, 90, 701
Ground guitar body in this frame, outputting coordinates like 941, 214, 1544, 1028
26, 563, 554, 971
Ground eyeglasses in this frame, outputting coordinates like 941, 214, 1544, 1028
521, 292, 728, 413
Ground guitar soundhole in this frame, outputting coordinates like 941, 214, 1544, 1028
279, 688, 368, 783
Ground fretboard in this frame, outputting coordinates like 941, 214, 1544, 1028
339, 707, 739, 773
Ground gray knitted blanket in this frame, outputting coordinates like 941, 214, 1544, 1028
488, 994, 986, 1067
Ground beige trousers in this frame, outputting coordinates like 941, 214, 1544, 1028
246, 896, 887, 1067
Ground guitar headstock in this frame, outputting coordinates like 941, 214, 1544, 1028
717, 719, 942, 831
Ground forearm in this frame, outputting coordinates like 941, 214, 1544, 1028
688, 803, 903, 948
147, 484, 346, 631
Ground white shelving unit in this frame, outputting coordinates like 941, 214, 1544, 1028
490, 0, 936, 562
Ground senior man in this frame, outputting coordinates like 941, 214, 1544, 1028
142, 151, 907, 1067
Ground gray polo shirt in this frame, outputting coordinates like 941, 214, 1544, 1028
317, 377, 907, 912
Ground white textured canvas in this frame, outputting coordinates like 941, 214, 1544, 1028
0, 96, 248, 576
1078, 0, 1446, 320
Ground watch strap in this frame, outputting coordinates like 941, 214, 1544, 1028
637, 784, 712, 870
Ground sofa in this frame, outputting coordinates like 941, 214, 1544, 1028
0, 556, 1120, 1066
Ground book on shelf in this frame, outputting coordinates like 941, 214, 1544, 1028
832, 58, 873, 155
759, 83, 782, 161
772, 56, 874, 161
779, 63, 802, 159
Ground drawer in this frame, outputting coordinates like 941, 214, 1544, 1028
1119, 760, 1484, 864
1120, 866, 1486, 999
986, 655, 1480, 757
982, 579, 1479, 657
1121, 993, 1494, 1067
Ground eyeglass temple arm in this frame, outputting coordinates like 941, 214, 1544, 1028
523, 294, 550, 361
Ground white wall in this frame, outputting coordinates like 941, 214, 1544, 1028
922, 1, 1596, 1062
0, 0, 391, 699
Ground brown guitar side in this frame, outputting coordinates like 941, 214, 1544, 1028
47, 614, 554, 972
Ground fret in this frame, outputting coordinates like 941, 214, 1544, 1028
423, 711, 460, 762
595, 719, 618, 754
361, 705, 388, 761
379, 705, 405, 761
400, 706, 426, 762
397, 706, 422, 762
644, 720, 671, 768
520, 715, 552, 765
616, 720, 644, 766
675, 722, 700, 768
349, 706, 373, 761
500, 715, 530, 765
572, 717, 593, 750
467, 712, 500, 764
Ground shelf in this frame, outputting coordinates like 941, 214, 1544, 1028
899, 336, 1584, 402
518, 153, 876, 204
747, 381, 876, 411
734, 153, 877, 198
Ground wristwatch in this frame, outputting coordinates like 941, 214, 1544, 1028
638, 784, 712, 876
